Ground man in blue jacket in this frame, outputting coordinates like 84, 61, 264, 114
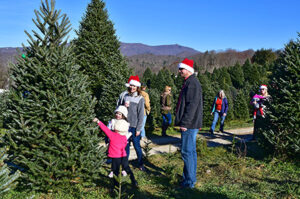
175, 58, 203, 188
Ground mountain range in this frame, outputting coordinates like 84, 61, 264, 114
120, 43, 199, 57
0, 43, 254, 76
0, 42, 199, 64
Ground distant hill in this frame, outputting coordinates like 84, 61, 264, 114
0, 43, 199, 63
0, 47, 21, 65
120, 43, 199, 57
0, 43, 198, 68
126, 49, 255, 75
0, 44, 255, 77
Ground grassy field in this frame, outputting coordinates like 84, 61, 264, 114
3, 138, 299, 199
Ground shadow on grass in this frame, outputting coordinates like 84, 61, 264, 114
200, 131, 253, 147
129, 158, 165, 176
129, 187, 230, 199
131, 170, 230, 199
148, 135, 181, 146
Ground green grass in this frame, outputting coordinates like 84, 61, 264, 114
3, 139, 299, 199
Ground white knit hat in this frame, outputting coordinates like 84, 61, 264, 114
114, 119, 130, 136
115, 105, 128, 118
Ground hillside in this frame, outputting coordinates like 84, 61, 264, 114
0, 44, 255, 81
0, 43, 198, 69
120, 43, 199, 57
126, 49, 255, 75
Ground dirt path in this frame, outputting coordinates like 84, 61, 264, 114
128, 127, 254, 160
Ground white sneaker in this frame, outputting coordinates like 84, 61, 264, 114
108, 171, 113, 178
121, 170, 127, 177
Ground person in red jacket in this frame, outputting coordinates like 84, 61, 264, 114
93, 116, 138, 188
209, 90, 228, 134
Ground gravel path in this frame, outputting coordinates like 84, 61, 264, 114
128, 127, 254, 160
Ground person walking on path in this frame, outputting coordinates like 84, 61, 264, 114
161, 86, 172, 136
117, 75, 146, 171
93, 117, 138, 188
175, 58, 203, 188
209, 90, 228, 134
251, 84, 271, 140
140, 83, 151, 140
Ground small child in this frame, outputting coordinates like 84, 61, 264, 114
106, 106, 132, 178
251, 94, 266, 119
93, 106, 137, 187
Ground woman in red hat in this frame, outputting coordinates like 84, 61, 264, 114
252, 84, 271, 140
117, 75, 146, 171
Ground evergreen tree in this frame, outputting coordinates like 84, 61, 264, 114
251, 48, 277, 66
216, 68, 232, 91
233, 90, 249, 120
3, 0, 106, 191
211, 68, 220, 82
152, 70, 165, 92
147, 88, 161, 130
142, 67, 153, 88
229, 62, 245, 89
224, 86, 235, 121
198, 74, 218, 127
73, 0, 130, 121
243, 59, 260, 85
260, 34, 300, 157
0, 148, 20, 194
154, 68, 176, 92
0, 92, 8, 128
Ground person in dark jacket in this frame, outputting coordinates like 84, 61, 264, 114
209, 90, 228, 134
252, 84, 271, 140
175, 58, 203, 188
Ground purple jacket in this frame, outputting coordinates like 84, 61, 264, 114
211, 97, 228, 114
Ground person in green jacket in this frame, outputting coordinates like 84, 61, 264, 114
161, 86, 172, 136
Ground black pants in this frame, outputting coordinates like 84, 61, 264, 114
253, 115, 264, 140
111, 157, 136, 187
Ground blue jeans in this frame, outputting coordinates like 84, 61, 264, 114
162, 112, 172, 126
181, 128, 198, 188
126, 127, 143, 167
140, 115, 147, 138
210, 111, 226, 132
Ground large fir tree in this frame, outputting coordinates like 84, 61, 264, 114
73, 0, 130, 121
4, 0, 106, 191
198, 73, 218, 127
260, 34, 300, 158
0, 148, 20, 194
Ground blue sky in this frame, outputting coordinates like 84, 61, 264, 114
0, 0, 299, 52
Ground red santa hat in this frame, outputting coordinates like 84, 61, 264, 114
260, 84, 268, 90
178, 58, 194, 73
125, 75, 141, 87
